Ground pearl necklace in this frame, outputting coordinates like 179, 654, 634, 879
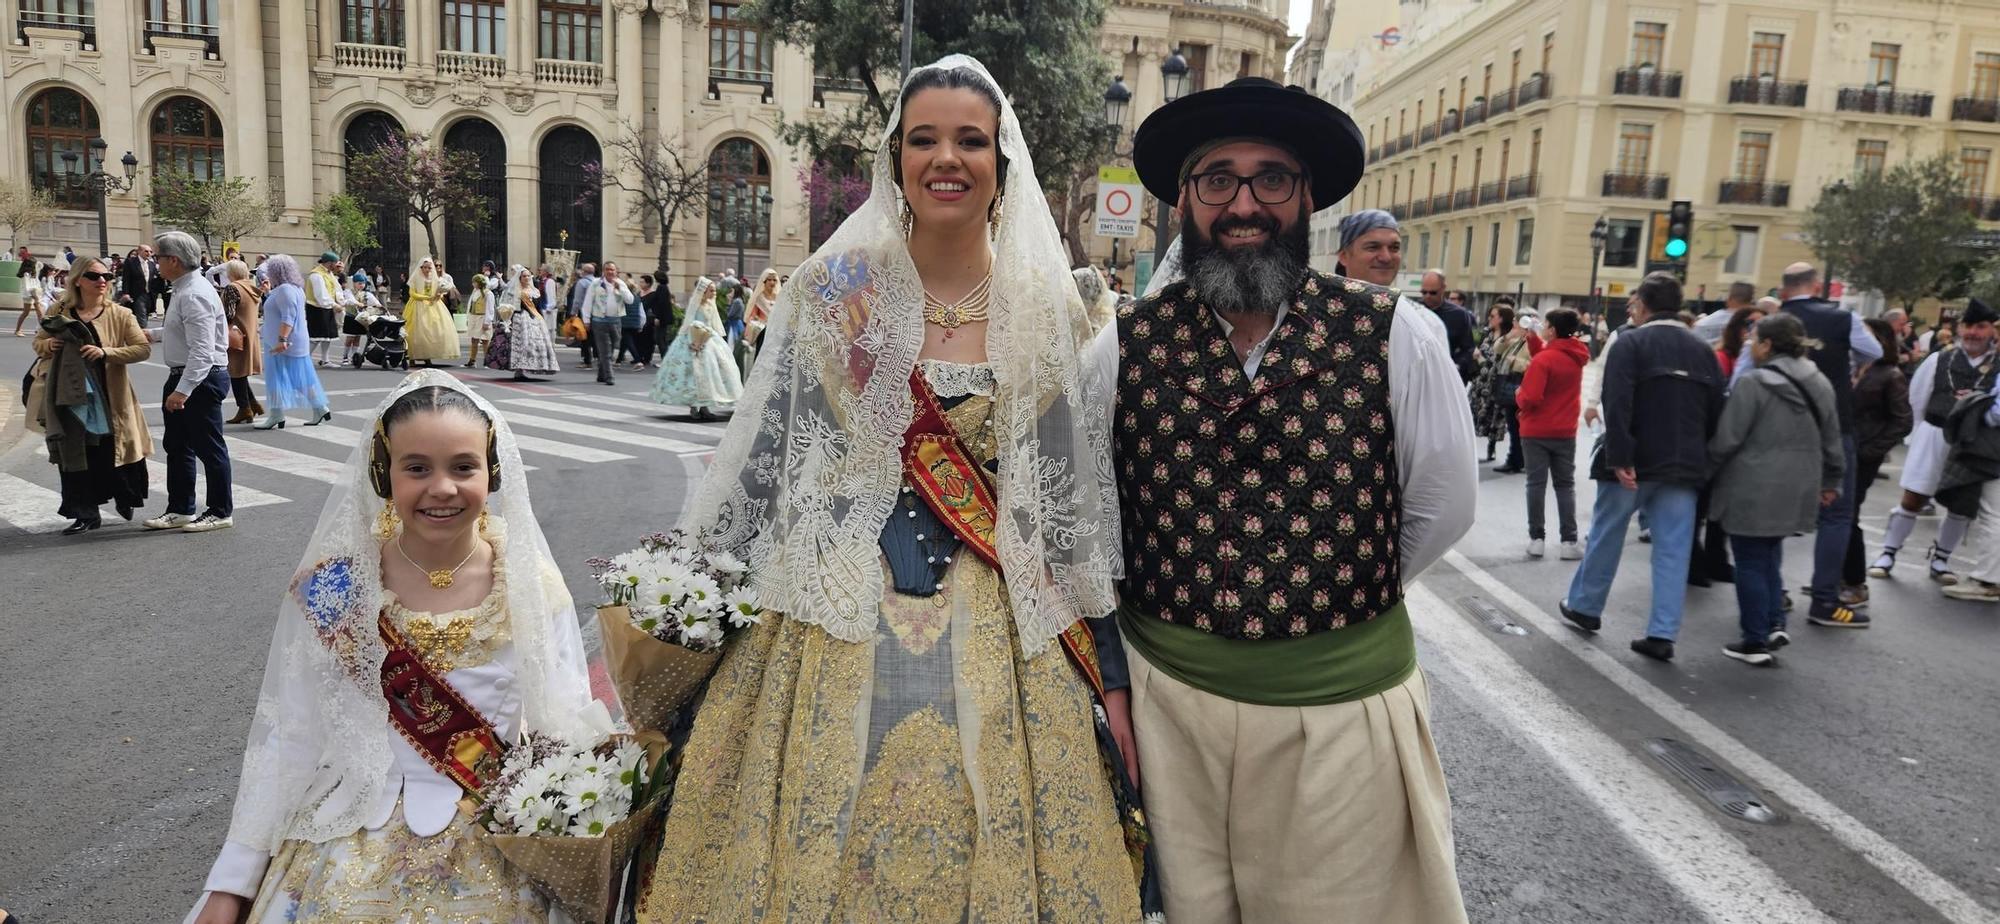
922, 276, 992, 329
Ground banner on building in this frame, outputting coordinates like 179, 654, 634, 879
1095, 166, 1144, 238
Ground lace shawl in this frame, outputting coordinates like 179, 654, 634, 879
682, 55, 1121, 655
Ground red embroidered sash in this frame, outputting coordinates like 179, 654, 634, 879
900, 369, 1106, 697
379, 613, 508, 798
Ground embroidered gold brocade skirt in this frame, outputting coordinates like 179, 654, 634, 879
244, 802, 549, 924
638, 557, 1141, 923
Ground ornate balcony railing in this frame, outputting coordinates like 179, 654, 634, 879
1387, 203, 1409, 221
1442, 111, 1460, 134
1952, 96, 2000, 123
1717, 179, 1790, 207
1836, 86, 1933, 117
143, 18, 219, 58
1477, 180, 1504, 205
1410, 197, 1431, 219
1603, 172, 1669, 199
1517, 73, 1551, 106
17, 9, 95, 47
335, 42, 406, 71
1430, 192, 1451, 215
438, 50, 505, 79
1452, 189, 1474, 210
537, 58, 604, 87
1505, 173, 1539, 200
1729, 76, 1808, 107
1613, 67, 1683, 98
1462, 99, 1486, 127
1419, 121, 1439, 144
1488, 87, 1517, 116
1397, 132, 1414, 153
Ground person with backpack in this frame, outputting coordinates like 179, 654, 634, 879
1708, 314, 1845, 665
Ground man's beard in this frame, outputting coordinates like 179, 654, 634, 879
1182, 209, 1310, 316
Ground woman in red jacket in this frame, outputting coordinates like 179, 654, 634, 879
1516, 307, 1591, 559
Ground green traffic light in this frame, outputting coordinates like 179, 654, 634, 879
1664, 238, 1688, 259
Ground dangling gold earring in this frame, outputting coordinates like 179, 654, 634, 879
989, 193, 1004, 237
900, 200, 914, 238
477, 509, 491, 536
375, 500, 401, 540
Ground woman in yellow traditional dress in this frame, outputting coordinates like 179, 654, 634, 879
639, 56, 1154, 922
403, 256, 459, 366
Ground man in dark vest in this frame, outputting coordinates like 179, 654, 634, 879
1742, 263, 1884, 627
1933, 299, 2000, 603
1091, 77, 1477, 923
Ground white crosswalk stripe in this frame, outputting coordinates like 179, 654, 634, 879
497, 406, 716, 455
149, 426, 348, 484
498, 397, 731, 447
0, 464, 289, 533
280, 421, 560, 468
558, 393, 737, 441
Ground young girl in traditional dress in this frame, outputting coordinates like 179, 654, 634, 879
404, 257, 459, 366
464, 274, 494, 368
187, 370, 609, 923
649, 276, 742, 421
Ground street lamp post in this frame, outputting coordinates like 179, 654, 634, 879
710, 176, 773, 280
1820, 178, 1850, 300
1587, 215, 1609, 339
60, 137, 138, 261
1154, 48, 1191, 265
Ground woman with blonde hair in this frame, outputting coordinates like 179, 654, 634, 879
403, 256, 459, 366
28, 256, 152, 533
220, 259, 265, 424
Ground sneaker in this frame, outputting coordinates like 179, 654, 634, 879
1638, 528, 1652, 543
1867, 550, 1897, 579
1767, 628, 1792, 649
1557, 600, 1601, 633
1839, 584, 1870, 608
1941, 580, 2000, 603
1630, 636, 1675, 661
1559, 541, 1585, 560
1723, 641, 1776, 666
143, 512, 195, 530
1528, 539, 1546, 558
1807, 603, 1871, 628
182, 512, 234, 533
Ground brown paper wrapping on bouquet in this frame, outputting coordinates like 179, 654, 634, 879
596, 605, 722, 733
488, 792, 666, 924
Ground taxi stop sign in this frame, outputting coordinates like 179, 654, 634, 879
1094, 165, 1144, 238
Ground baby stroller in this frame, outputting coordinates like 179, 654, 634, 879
353, 314, 409, 370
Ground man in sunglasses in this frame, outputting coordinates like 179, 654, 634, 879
1086, 76, 1476, 923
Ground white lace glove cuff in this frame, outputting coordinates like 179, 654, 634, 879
203, 839, 270, 897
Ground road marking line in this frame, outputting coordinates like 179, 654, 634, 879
0, 466, 287, 532
146, 460, 289, 510
1439, 549, 2000, 924
1408, 583, 1832, 923
139, 385, 394, 411
148, 426, 347, 483
502, 396, 729, 443
499, 407, 714, 454
281, 420, 571, 466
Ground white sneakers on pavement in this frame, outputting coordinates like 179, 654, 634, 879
1527, 539, 1546, 558
1559, 541, 1585, 560
143, 511, 233, 532
143, 512, 194, 530
1941, 580, 2000, 603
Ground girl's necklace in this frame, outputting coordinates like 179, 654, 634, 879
923, 276, 992, 338
397, 537, 479, 589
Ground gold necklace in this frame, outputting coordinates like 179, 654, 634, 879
398, 537, 480, 589
922, 276, 992, 329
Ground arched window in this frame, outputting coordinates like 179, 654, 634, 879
150, 96, 224, 180
707, 138, 771, 249
25, 87, 100, 210
344, 110, 409, 282
539, 125, 602, 260
444, 118, 507, 279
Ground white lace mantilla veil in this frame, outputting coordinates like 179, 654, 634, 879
222, 369, 608, 854
682, 54, 1121, 655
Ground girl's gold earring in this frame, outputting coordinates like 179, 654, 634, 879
989, 194, 1004, 237
478, 510, 491, 535
901, 201, 914, 238
375, 501, 401, 540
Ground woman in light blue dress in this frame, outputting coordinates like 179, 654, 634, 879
255, 254, 331, 430
650, 276, 742, 420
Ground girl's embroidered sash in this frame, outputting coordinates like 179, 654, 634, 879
378, 613, 507, 797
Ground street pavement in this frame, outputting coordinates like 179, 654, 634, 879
0, 329, 1994, 923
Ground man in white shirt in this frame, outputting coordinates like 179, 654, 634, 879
583, 261, 634, 385
1097, 77, 1476, 924
142, 230, 235, 533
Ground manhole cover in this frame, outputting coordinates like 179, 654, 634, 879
1457, 596, 1529, 636
1644, 738, 1784, 825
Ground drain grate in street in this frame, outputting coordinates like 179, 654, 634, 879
1457, 596, 1529, 636
1644, 738, 1783, 825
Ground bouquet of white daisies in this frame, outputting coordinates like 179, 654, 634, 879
588, 530, 761, 731
480, 733, 671, 922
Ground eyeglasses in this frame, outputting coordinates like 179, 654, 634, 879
1186, 170, 1303, 207
77, 271, 113, 282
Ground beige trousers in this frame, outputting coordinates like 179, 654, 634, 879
1127, 642, 1469, 924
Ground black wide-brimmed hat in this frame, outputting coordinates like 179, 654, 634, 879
1965, 297, 1998, 325
1133, 77, 1365, 213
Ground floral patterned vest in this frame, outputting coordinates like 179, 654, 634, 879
1113, 271, 1402, 640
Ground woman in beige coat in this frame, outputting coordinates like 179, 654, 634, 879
29, 257, 154, 534
220, 259, 265, 423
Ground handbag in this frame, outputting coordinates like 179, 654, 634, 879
227, 322, 246, 352
561, 315, 588, 342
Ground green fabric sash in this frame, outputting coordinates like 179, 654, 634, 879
1117, 600, 1415, 707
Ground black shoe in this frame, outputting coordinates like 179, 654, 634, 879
1708, 563, 1735, 584
1687, 570, 1713, 588
1494, 465, 1525, 474
1767, 629, 1792, 649
1630, 636, 1676, 661
1807, 602, 1871, 628
62, 517, 101, 535
115, 501, 134, 521
1558, 600, 1601, 633
1723, 641, 1776, 666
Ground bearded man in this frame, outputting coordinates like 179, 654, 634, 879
1086, 77, 1476, 923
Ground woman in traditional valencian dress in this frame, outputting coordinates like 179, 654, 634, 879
497, 264, 560, 382
638, 56, 1152, 922
186, 370, 611, 924
649, 275, 743, 421
403, 256, 460, 366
